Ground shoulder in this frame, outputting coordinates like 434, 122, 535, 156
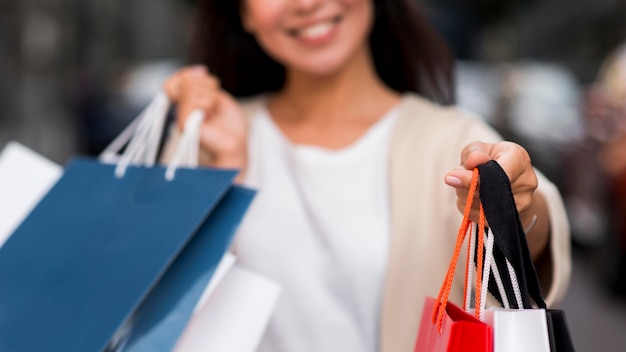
396, 94, 499, 139
389, 94, 503, 174
393, 93, 502, 149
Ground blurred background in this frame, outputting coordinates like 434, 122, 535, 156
0, 0, 625, 350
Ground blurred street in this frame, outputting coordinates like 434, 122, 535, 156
560, 250, 626, 351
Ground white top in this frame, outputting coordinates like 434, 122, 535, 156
233, 102, 401, 352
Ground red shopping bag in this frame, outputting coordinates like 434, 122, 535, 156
416, 298, 492, 352
414, 169, 493, 352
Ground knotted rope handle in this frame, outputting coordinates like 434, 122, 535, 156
432, 168, 487, 332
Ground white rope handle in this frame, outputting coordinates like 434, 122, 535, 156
98, 91, 206, 180
100, 91, 170, 165
165, 109, 204, 181
489, 252, 511, 309
478, 228, 497, 320
467, 225, 517, 321
477, 227, 523, 318
506, 259, 525, 309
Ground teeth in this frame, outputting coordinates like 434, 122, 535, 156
299, 21, 333, 39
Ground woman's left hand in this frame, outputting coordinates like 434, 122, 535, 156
444, 141, 538, 224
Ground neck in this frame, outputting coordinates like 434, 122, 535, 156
271, 45, 398, 124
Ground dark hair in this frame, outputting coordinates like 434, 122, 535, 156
188, 0, 455, 105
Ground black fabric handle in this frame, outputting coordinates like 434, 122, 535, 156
477, 160, 547, 309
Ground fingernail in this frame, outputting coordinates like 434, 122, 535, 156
445, 176, 462, 187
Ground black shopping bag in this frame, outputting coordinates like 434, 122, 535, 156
478, 160, 575, 352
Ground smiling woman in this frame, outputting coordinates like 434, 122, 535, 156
160, 1, 571, 351
186, 0, 454, 103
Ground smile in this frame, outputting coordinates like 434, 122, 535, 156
290, 16, 342, 40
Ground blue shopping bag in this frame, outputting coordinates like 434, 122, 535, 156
121, 185, 255, 352
0, 157, 241, 352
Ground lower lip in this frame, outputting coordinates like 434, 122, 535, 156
294, 21, 340, 46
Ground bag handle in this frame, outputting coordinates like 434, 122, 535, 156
432, 168, 487, 332
464, 224, 510, 312
100, 91, 170, 166
164, 109, 204, 181
99, 91, 205, 180
477, 160, 547, 309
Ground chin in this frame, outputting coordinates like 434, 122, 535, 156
285, 49, 362, 78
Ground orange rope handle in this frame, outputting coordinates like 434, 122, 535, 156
433, 168, 481, 332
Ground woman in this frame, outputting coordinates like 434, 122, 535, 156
162, 0, 571, 351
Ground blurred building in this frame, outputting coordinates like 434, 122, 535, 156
424, 0, 626, 82
0, 0, 192, 162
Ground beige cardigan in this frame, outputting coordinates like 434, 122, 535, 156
163, 93, 571, 352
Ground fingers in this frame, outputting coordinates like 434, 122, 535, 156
163, 65, 208, 100
452, 140, 532, 183
488, 142, 531, 183
445, 141, 492, 188
454, 183, 483, 222
162, 66, 247, 172
163, 66, 222, 131
460, 141, 492, 170
445, 140, 539, 218
444, 168, 473, 188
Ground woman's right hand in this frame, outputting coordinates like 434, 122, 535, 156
163, 66, 248, 177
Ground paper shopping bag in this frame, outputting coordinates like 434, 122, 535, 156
469, 227, 553, 352
174, 265, 281, 352
0, 142, 62, 247
122, 185, 256, 352
0, 158, 238, 352
416, 297, 492, 352
484, 308, 551, 352
415, 169, 492, 352
546, 310, 576, 352
477, 160, 575, 352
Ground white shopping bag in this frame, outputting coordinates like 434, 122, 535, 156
484, 308, 551, 352
175, 265, 281, 352
0, 142, 62, 247
466, 227, 551, 352
193, 252, 237, 314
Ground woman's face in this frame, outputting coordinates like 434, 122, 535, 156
242, 0, 374, 77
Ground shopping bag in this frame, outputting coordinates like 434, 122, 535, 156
483, 308, 550, 352
477, 160, 575, 352
122, 185, 255, 351
174, 265, 281, 352
0, 142, 62, 247
0, 160, 239, 352
0, 142, 271, 352
415, 169, 492, 352
0, 92, 251, 352
545, 310, 576, 352
416, 297, 492, 352
466, 224, 552, 352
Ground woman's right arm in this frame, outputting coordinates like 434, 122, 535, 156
163, 66, 249, 182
